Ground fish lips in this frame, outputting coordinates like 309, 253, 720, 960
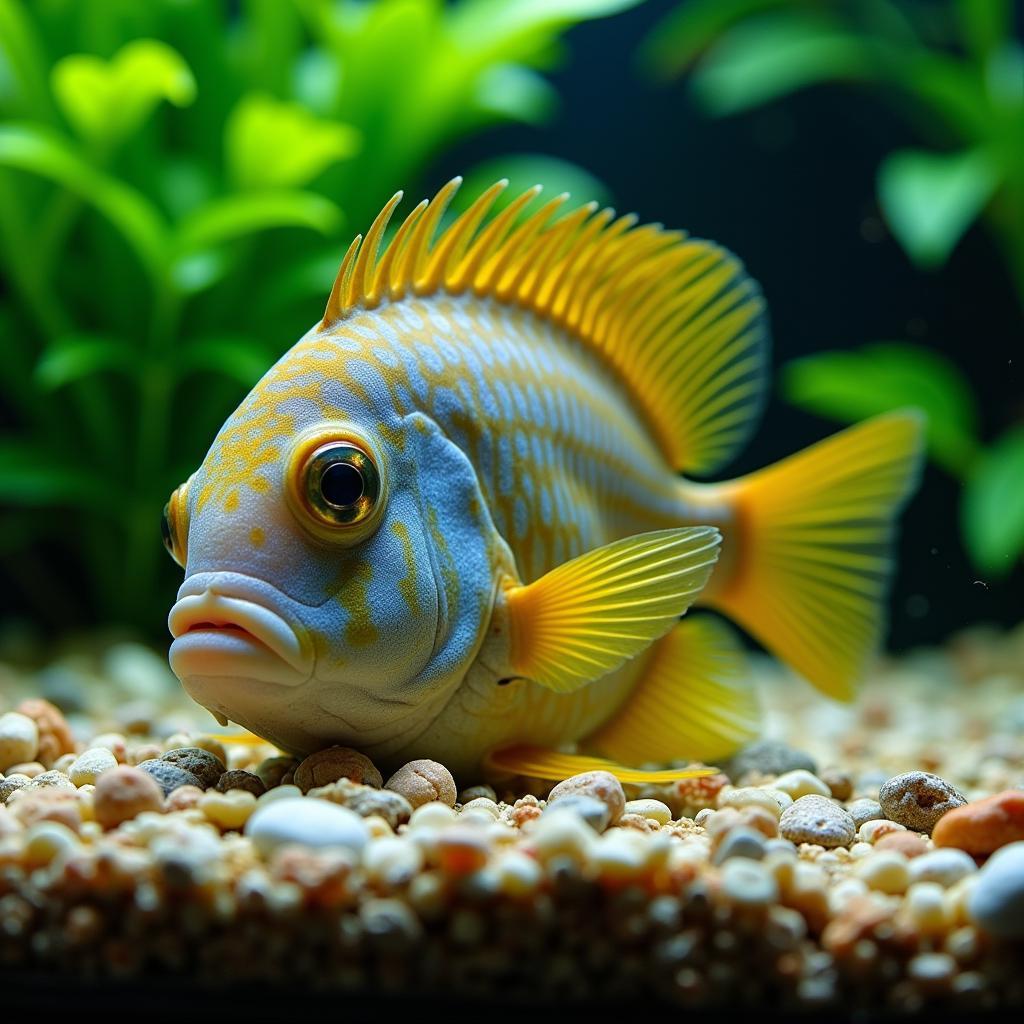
168, 573, 314, 687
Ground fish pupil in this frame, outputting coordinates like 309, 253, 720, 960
321, 461, 365, 508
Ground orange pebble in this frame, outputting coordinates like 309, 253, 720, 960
932, 791, 1024, 855
874, 831, 928, 858
17, 699, 76, 765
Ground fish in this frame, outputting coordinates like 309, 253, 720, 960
163, 178, 924, 783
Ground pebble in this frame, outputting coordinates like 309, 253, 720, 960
160, 746, 226, 789
215, 769, 266, 797
137, 759, 202, 796
773, 769, 832, 800
256, 756, 298, 790
726, 740, 816, 780
967, 841, 1024, 938
529, 806, 595, 862
547, 771, 625, 825
245, 797, 369, 857
0, 712, 39, 771
311, 780, 413, 829
26, 770, 75, 791
721, 858, 779, 907
854, 850, 911, 894
624, 798, 672, 825
198, 789, 257, 830
878, 771, 966, 834
294, 747, 383, 793
874, 831, 928, 858
7, 761, 44, 778
459, 784, 497, 804
932, 790, 1024, 855
847, 798, 884, 829
0, 774, 31, 803
712, 826, 767, 864
779, 796, 856, 848
93, 766, 164, 829
384, 759, 456, 808
16, 699, 75, 765
718, 787, 788, 818
908, 848, 977, 888
543, 793, 611, 832
820, 768, 853, 801
858, 818, 906, 843
69, 747, 118, 787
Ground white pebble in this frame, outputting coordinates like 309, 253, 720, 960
909, 848, 977, 888
623, 798, 672, 825
408, 801, 459, 830
721, 858, 779, 907
529, 807, 595, 862
69, 747, 118, 787
855, 851, 910, 894
363, 835, 423, 885
0, 713, 39, 771
858, 819, 906, 843
255, 784, 302, 806
772, 769, 831, 799
244, 797, 369, 856
905, 881, 950, 934
719, 787, 786, 818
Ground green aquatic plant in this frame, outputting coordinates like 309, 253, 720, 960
642, 0, 1024, 303
0, 0, 632, 632
782, 343, 1024, 578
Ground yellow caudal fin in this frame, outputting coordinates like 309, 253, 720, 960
587, 617, 759, 764
504, 527, 721, 694
702, 411, 925, 700
483, 746, 717, 784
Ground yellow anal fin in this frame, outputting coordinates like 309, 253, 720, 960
587, 616, 759, 765
207, 730, 268, 746
483, 745, 717, 784
505, 527, 721, 694
707, 411, 925, 700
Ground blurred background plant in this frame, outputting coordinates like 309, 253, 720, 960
0, 0, 633, 635
642, 0, 1024, 578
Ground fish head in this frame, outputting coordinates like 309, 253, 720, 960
164, 330, 504, 757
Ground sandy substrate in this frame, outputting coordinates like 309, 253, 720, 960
1, 624, 1023, 1014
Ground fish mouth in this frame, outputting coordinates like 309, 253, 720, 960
168, 581, 313, 686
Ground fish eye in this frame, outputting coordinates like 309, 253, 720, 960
302, 441, 382, 530
162, 482, 188, 568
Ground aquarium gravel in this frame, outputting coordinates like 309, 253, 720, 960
1, 628, 1023, 1014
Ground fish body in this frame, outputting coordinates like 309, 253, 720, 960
165, 180, 923, 781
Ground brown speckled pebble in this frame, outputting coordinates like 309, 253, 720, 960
879, 771, 966, 834
779, 795, 856, 848
385, 759, 457, 808
215, 769, 266, 797
94, 765, 164, 828
160, 746, 226, 789
137, 759, 202, 796
294, 747, 383, 793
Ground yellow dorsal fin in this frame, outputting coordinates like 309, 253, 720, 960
483, 746, 717, 784
319, 180, 769, 474
504, 527, 721, 694
587, 616, 759, 765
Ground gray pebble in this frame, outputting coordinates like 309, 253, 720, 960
216, 769, 266, 797
726, 740, 816, 780
160, 746, 226, 789
779, 795, 856, 848
968, 842, 1024, 938
543, 793, 611, 832
0, 774, 31, 803
878, 771, 966, 834
847, 798, 885, 829
138, 759, 203, 796
712, 826, 767, 864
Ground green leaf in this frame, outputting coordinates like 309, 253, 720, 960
0, 124, 169, 285
456, 155, 612, 217
688, 14, 874, 116
877, 148, 1000, 269
0, 439, 113, 509
782, 343, 980, 476
962, 427, 1024, 576
52, 39, 195, 148
473, 65, 557, 124
174, 336, 274, 387
226, 93, 360, 189
173, 190, 344, 255
35, 334, 137, 391
0, 0, 55, 119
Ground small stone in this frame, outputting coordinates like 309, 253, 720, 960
436, 826, 490, 876
0, 712, 39, 772
160, 746, 226, 789
215, 770, 266, 797
191, 735, 228, 767
847, 798, 884, 829
874, 831, 928, 858
908, 848, 977, 888
623, 799, 672, 825
7, 762, 44, 778
69, 747, 118, 787
712, 826, 767, 864
820, 768, 853, 801
459, 784, 497, 804
461, 797, 500, 820
26, 770, 76, 792
0, 774, 31, 803
543, 793, 611, 832
9, 788, 81, 832
858, 818, 907, 844
137, 759, 202, 796
198, 789, 257, 830
854, 850, 911, 894
967, 841, 1024, 938
310, 779, 413, 829
548, 771, 625, 825
245, 796, 369, 857
294, 747, 383, 793
16, 699, 75, 766
94, 766, 164, 829
773, 769, 831, 800
718, 787, 787, 818
384, 759, 456, 808
779, 795, 856, 848
878, 771, 966, 834
726, 740, 816, 780
721, 858, 778, 907
256, 756, 299, 790
932, 790, 1024, 855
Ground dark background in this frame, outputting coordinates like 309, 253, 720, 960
437, 0, 1024, 650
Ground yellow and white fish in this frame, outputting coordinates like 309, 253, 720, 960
163, 178, 923, 783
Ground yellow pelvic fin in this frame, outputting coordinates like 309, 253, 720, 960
318, 180, 769, 474
505, 527, 721, 694
706, 411, 925, 700
587, 616, 759, 765
483, 745, 717, 784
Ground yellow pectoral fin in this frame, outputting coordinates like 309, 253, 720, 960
483, 745, 717, 784
505, 527, 721, 694
588, 616, 760, 765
